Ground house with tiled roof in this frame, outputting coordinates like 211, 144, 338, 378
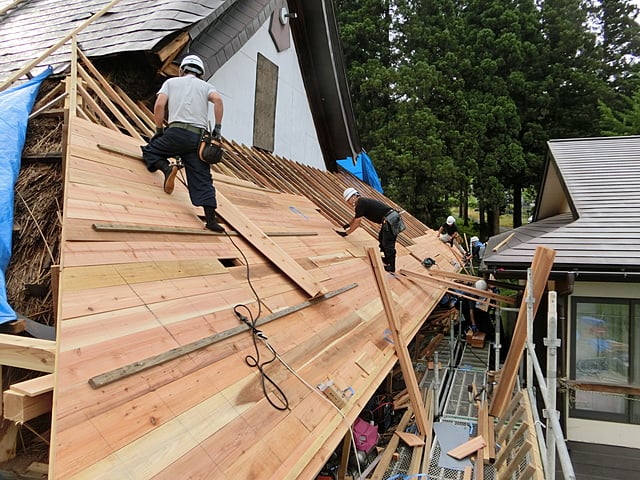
483, 136, 640, 462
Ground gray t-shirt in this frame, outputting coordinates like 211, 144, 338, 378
158, 74, 217, 129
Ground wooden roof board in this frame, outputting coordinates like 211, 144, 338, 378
50, 116, 452, 478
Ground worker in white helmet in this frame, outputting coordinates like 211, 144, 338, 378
338, 188, 405, 272
437, 215, 469, 259
142, 54, 225, 232
462, 278, 495, 340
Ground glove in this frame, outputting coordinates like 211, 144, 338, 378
150, 126, 164, 142
470, 324, 478, 334
213, 124, 222, 141
335, 230, 347, 237
342, 224, 350, 230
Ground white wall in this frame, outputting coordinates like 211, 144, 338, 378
566, 282, 640, 448
207, 21, 325, 170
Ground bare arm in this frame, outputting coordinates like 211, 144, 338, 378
345, 217, 362, 235
208, 90, 224, 125
153, 93, 168, 128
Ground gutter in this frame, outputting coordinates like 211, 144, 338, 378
481, 267, 640, 282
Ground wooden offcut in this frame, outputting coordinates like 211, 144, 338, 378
447, 435, 486, 460
395, 431, 425, 447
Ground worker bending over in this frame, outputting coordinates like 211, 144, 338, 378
438, 215, 469, 259
337, 188, 405, 272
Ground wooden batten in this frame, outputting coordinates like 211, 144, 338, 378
0, 334, 56, 372
447, 435, 486, 460
10, 374, 54, 397
366, 248, 429, 435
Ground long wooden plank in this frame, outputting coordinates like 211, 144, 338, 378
92, 222, 318, 237
0, 334, 56, 372
216, 191, 325, 298
88, 283, 357, 388
62, 258, 228, 291
489, 246, 556, 418
366, 247, 429, 434
400, 268, 516, 305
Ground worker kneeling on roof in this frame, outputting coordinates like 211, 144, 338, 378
337, 188, 405, 273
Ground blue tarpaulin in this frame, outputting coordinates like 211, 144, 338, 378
337, 151, 383, 193
0, 67, 52, 324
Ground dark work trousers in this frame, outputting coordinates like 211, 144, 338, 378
141, 127, 217, 208
378, 222, 398, 268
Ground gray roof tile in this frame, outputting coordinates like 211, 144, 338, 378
484, 136, 640, 273
0, 0, 227, 82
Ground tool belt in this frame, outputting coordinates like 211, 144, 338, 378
168, 121, 205, 135
197, 129, 224, 164
384, 210, 406, 236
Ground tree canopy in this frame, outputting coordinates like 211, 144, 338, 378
336, 0, 640, 238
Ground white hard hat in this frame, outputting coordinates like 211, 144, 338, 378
474, 279, 488, 291
470, 236, 479, 244
343, 187, 359, 202
446, 215, 455, 225
180, 54, 205, 75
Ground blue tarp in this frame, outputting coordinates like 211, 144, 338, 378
0, 67, 52, 324
337, 151, 383, 193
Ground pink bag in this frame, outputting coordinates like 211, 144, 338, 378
353, 417, 379, 451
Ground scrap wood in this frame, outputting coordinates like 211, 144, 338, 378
447, 435, 486, 460
395, 430, 425, 447
392, 390, 409, 409
370, 407, 414, 480
419, 333, 443, 359
89, 283, 356, 388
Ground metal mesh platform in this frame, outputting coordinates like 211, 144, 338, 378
441, 366, 487, 419
427, 423, 497, 480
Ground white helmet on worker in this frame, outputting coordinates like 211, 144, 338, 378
180, 54, 205, 76
470, 236, 479, 244
446, 215, 456, 225
343, 187, 359, 202
474, 279, 488, 291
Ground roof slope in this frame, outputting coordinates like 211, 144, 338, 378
1, 0, 362, 166
50, 113, 457, 478
0, 0, 227, 80
484, 135, 640, 275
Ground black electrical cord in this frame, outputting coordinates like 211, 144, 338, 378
226, 231, 290, 411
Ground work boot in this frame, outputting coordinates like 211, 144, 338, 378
204, 206, 225, 233
160, 162, 178, 194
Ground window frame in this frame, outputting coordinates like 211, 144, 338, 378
570, 296, 638, 424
